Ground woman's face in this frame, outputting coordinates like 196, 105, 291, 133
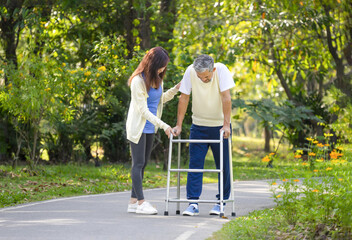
157, 66, 167, 74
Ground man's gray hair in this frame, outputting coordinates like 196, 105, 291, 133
193, 54, 214, 73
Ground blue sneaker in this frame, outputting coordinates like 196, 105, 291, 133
182, 204, 199, 216
209, 204, 222, 215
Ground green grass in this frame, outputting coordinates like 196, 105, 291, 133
0, 136, 283, 208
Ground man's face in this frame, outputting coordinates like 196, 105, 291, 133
196, 68, 215, 83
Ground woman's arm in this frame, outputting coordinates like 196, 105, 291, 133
131, 78, 170, 131
162, 82, 180, 103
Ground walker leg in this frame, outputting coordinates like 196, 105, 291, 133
176, 137, 181, 215
229, 136, 236, 217
219, 131, 224, 218
165, 135, 173, 216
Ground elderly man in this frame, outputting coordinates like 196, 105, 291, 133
173, 54, 235, 216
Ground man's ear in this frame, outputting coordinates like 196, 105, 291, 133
213, 68, 216, 72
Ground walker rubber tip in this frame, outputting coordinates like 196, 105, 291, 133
164, 211, 169, 216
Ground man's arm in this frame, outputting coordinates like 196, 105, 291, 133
173, 93, 190, 136
220, 89, 232, 139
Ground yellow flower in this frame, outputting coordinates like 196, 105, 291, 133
294, 155, 302, 159
313, 169, 318, 172
282, 179, 288, 182
324, 143, 330, 147
0, 69, 3, 74
324, 133, 333, 137
113, 55, 118, 59
306, 137, 313, 141
293, 179, 300, 182
62, 63, 66, 67
336, 147, 343, 151
313, 141, 319, 144
122, 66, 126, 70
296, 150, 303, 154
338, 178, 343, 181
326, 167, 333, 171
276, 195, 282, 198
269, 152, 275, 156
96, 73, 101, 77
316, 158, 324, 162
262, 156, 270, 162
84, 71, 92, 76
308, 152, 316, 156
44, 88, 51, 92
317, 143, 324, 148
98, 66, 106, 71
312, 189, 319, 192
272, 182, 277, 185
302, 162, 308, 166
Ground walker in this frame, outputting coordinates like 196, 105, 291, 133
164, 130, 236, 218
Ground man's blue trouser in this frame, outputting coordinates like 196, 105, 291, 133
186, 124, 231, 202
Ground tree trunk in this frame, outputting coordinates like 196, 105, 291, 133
157, 0, 177, 50
125, 0, 136, 59
139, 1, 151, 50
324, 5, 352, 99
0, 0, 25, 161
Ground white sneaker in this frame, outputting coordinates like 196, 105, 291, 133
136, 201, 158, 215
127, 202, 138, 213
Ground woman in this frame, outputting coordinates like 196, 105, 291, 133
126, 47, 180, 215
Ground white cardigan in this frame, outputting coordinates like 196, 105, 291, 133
126, 75, 179, 144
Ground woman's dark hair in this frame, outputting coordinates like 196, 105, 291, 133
128, 46, 169, 91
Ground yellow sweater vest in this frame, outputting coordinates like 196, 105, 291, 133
190, 67, 224, 126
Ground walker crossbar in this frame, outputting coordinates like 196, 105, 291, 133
168, 199, 235, 204
169, 169, 221, 173
171, 139, 221, 143
164, 130, 236, 218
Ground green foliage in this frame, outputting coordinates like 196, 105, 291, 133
270, 143, 352, 238
0, 57, 69, 168
210, 143, 352, 240
233, 98, 321, 148
0, 0, 351, 167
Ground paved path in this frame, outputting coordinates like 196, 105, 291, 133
0, 180, 275, 240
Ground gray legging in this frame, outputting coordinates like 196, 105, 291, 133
130, 133, 155, 200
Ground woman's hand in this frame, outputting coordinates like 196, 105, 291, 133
164, 127, 175, 138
